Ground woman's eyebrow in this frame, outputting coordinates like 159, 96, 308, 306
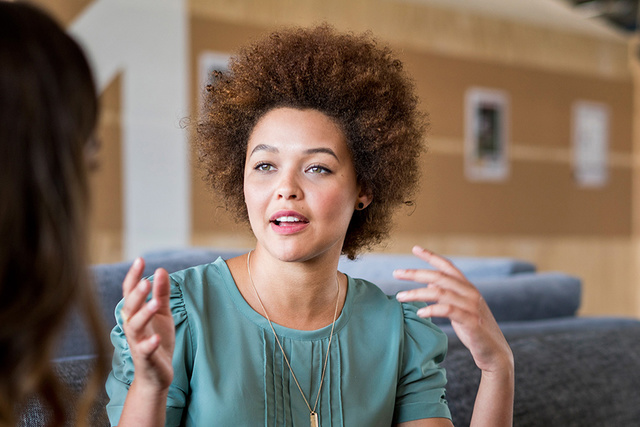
249, 144, 278, 156
249, 145, 339, 161
304, 147, 339, 160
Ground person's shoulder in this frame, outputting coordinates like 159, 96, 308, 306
167, 256, 227, 283
163, 257, 232, 305
348, 276, 405, 317
349, 276, 398, 300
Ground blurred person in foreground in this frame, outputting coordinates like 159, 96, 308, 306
0, 2, 109, 425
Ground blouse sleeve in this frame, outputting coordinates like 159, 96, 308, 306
105, 276, 194, 427
393, 301, 451, 424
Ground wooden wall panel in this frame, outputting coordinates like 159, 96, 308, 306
88, 75, 124, 263
400, 154, 632, 236
189, 19, 634, 239
401, 48, 633, 150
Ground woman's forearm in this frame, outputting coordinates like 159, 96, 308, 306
469, 355, 515, 427
116, 379, 169, 427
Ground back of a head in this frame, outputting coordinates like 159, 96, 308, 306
0, 2, 107, 425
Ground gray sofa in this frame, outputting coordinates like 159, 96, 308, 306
22, 248, 640, 426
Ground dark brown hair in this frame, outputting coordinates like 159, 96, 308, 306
196, 24, 427, 259
0, 3, 109, 425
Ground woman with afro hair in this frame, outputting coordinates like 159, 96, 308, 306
107, 25, 514, 427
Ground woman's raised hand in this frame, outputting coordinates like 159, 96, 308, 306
120, 258, 175, 392
394, 246, 513, 374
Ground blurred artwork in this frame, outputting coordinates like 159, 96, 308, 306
572, 100, 609, 187
465, 87, 509, 182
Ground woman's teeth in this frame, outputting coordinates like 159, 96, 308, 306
275, 216, 301, 225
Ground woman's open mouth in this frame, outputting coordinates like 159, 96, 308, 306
269, 212, 309, 234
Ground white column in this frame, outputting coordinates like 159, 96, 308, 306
70, 0, 190, 258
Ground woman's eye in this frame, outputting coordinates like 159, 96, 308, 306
307, 165, 331, 174
255, 163, 275, 172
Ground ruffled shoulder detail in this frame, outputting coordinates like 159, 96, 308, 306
400, 301, 448, 364
392, 301, 451, 423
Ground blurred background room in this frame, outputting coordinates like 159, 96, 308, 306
30, 0, 640, 318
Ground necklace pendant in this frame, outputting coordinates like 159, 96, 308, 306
310, 411, 319, 427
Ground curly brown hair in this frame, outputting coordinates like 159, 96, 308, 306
195, 24, 427, 259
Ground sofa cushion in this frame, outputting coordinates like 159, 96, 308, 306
443, 325, 640, 426
338, 253, 536, 283
375, 272, 581, 325
18, 356, 109, 427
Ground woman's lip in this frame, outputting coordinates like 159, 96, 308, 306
269, 210, 309, 223
269, 210, 309, 235
270, 220, 309, 234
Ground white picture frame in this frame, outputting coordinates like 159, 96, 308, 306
572, 100, 609, 188
464, 87, 510, 182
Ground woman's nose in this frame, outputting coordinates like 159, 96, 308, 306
276, 171, 302, 200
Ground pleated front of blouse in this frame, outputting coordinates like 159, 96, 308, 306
261, 329, 344, 427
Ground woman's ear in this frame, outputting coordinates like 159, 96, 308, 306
355, 185, 373, 210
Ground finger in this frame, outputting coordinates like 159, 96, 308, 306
136, 334, 162, 359
397, 285, 481, 314
415, 302, 474, 324
126, 298, 159, 338
121, 278, 151, 324
122, 257, 145, 297
393, 268, 443, 284
411, 246, 465, 280
393, 269, 477, 296
152, 268, 171, 314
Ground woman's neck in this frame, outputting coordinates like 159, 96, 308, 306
227, 247, 347, 330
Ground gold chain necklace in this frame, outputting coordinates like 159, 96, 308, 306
246, 251, 339, 427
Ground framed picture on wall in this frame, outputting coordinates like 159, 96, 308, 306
464, 87, 509, 181
572, 100, 609, 188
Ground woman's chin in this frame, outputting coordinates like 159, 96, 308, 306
257, 243, 340, 265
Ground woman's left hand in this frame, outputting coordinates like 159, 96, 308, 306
394, 246, 513, 373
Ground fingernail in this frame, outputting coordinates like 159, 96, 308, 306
147, 299, 158, 311
133, 257, 142, 268
393, 269, 405, 276
396, 291, 408, 301
417, 307, 429, 316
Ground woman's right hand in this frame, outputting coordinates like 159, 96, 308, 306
120, 258, 175, 392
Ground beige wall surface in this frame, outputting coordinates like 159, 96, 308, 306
89, 75, 124, 263
31, 0, 639, 316
187, 13, 637, 316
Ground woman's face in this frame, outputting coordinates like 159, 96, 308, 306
244, 107, 369, 263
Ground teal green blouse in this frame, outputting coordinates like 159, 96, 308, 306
106, 258, 450, 426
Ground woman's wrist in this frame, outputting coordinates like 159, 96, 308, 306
480, 346, 515, 378
130, 377, 171, 399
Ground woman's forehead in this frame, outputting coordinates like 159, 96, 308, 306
246, 107, 349, 157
